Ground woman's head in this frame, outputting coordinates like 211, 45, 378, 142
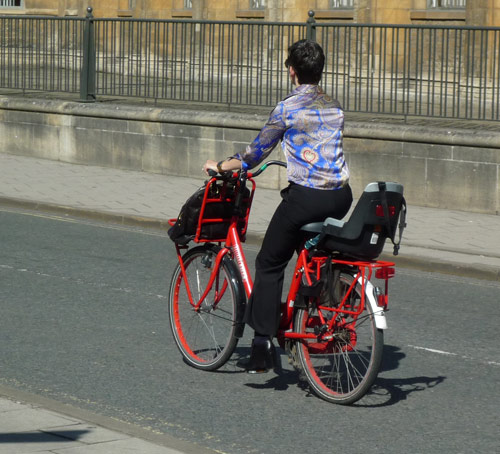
285, 39, 325, 85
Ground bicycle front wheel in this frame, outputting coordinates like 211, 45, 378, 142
168, 245, 243, 370
295, 272, 383, 405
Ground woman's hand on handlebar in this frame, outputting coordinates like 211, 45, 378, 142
202, 160, 219, 176
202, 158, 243, 176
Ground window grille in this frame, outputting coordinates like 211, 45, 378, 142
250, 0, 266, 9
331, 0, 354, 7
0, 0, 22, 6
428, 0, 466, 8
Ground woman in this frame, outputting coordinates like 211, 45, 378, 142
203, 39, 352, 373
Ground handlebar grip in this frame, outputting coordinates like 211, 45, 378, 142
207, 169, 217, 177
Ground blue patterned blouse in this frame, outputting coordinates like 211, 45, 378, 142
236, 84, 349, 190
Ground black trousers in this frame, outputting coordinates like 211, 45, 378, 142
244, 183, 353, 336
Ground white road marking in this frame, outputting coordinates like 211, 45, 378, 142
408, 344, 500, 367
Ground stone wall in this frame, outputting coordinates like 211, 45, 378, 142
1, 96, 499, 214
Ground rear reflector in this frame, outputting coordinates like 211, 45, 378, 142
376, 205, 396, 217
377, 294, 389, 309
375, 268, 395, 279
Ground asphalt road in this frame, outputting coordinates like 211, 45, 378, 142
1, 206, 499, 454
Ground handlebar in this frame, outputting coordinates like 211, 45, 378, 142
207, 160, 287, 182
248, 160, 287, 178
205, 160, 287, 218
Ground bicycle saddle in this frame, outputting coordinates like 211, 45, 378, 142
301, 182, 405, 260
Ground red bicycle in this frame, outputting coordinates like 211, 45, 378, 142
168, 160, 406, 405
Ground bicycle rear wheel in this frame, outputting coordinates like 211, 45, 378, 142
168, 245, 244, 370
295, 271, 383, 405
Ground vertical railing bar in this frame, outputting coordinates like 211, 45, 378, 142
126, 21, 132, 96
334, 25, 340, 106
166, 22, 171, 99
21, 17, 26, 91
105, 20, 110, 96
401, 27, 407, 117
246, 24, 251, 104
144, 21, 150, 99
355, 26, 361, 112
44, 19, 48, 90
480, 29, 487, 119
153, 21, 159, 100
496, 30, 500, 120
429, 28, 435, 116
377, 27, 382, 113
208, 22, 214, 102
182, 20, 187, 100
366, 25, 372, 112
464, 29, 471, 118
63, 19, 67, 91
456, 29, 462, 118
217, 22, 222, 104
0, 18, 3, 87
321, 26, 328, 103
276, 23, 282, 104
137, 21, 143, 98
345, 25, 351, 111
172, 22, 177, 99
419, 27, 425, 116
111, 20, 116, 96
390, 27, 395, 113
15, 17, 20, 89
189, 21, 195, 101
407, 27, 412, 118
95, 20, 101, 95
442, 28, 449, 117
120, 21, 125, 96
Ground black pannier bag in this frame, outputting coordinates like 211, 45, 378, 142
168, 179, 251, 245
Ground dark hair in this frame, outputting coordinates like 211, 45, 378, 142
285, 39, 325, 85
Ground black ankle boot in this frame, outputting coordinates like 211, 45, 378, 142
242, 338, 276, 374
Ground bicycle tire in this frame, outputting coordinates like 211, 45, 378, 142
168, 245, 244, 370
295, 271, 384, 405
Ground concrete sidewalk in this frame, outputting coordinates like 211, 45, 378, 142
1, 153, 500, 453
0, 385, 214, 454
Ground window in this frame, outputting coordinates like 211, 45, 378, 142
0, 0, 22, 6
428, 0, 465, 8
184, 0, 192, 8
250, 0, 266, 9
331, 0, 354, 7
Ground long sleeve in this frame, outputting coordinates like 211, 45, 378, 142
236, 103, 287, 169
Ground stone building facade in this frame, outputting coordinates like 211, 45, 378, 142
0, 0, 498, 28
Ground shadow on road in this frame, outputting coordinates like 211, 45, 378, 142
229, 344, 446, 407
355, 344, 446, 408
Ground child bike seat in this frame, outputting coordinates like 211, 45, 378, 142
301, 182, 406, 260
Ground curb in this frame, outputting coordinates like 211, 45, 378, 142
1, 196, 499, 282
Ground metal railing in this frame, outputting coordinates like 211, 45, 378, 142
1, 9, 499, 121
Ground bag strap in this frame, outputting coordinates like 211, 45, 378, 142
378, 182, 407, 256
